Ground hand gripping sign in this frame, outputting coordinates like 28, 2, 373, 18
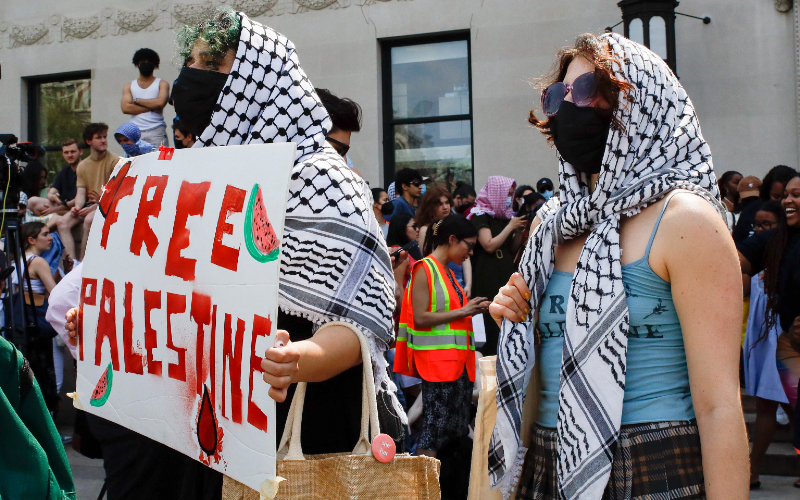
75, 143, 296, 490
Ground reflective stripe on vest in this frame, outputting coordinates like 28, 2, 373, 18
402, 257, 474, 351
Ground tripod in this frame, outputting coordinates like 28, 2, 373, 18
1, 210, 40, 345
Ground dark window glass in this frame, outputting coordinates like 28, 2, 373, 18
28, 74, 91, 185
382, 34, 472, 190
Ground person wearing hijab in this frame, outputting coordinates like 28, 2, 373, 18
66, 7, 405, 498
113, 122, 157, 157
487, 34, 747, 499
466, 176, 527, 355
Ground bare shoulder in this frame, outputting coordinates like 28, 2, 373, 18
161, 79, 170, 90
658, 190, 734, 264
123, 82, 132, 92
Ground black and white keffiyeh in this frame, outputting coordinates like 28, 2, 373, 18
195, 13, 405, 422
488, 33, 724, 499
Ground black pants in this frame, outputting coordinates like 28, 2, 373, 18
87, 415, 223, 500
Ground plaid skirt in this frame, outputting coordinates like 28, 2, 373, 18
516, 421, 705, 500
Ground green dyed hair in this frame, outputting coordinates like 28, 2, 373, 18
176, 6, 241, 63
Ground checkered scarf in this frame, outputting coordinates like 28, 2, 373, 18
467, 175, 517, 220
194, 12, 405, 423
488, 34, 724, 499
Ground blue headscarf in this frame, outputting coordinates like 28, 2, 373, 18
115, 122, 156, 157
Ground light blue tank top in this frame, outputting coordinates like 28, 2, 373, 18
536, 194, 695, 427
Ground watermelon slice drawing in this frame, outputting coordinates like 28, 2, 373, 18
90, 363, 113, 407
244, 183, 280, 263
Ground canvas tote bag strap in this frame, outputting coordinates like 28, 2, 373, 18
277, 321, 380, 461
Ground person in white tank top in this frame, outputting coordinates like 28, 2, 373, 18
121, 48, 170, 148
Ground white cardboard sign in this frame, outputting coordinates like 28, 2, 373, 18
75, 143, 295, 490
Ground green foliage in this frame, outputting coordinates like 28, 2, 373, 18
176, 6, 241, 63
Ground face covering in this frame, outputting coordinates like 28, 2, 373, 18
506, 196, 513, 208
138, 62, 155, 77
172, 67, 229, 138
552, 101, 612, 175
542, 190, 554, 200
121, 142, 140, 157
380, 200, 394, 217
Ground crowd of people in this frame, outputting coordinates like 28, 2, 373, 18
2, 5, 800, 500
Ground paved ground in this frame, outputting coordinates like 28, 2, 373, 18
750, 476, 800, 499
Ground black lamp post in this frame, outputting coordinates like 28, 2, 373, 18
617, 0, 679, 72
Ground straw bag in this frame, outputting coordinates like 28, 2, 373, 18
467, 355, 540, 500
223, 321, 441, 500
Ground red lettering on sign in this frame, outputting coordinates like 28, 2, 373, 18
211, 185, 246, 272
122, 282, 144, 375
95, 279, 120, 371
166, 293, 187, 382
98, 162, 131, 217
222, 313, 245, 424
165, 181, 211, 281
190, 292, 212, 396
100, 175, 137, 249
78, 278, 98, 362
143, 290, 162, 376
248, 314, 272, 433
130, 175, 169, 257
210, 305, 217, 404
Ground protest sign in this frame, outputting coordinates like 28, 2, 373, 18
74, 143, 296, 490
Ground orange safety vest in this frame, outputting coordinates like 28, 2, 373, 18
394, 256, 475, 383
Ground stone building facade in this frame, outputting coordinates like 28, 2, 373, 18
0, 0, 797, 190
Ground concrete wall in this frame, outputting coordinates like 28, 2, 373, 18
0, 0, 796, 192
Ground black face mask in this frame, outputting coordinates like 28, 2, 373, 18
552, 101, 612, 175
380, 200, 394, 217
138, 62, 155, 77
171, 67, 229, 138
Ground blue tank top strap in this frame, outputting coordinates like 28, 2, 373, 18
643, 190, 682, 260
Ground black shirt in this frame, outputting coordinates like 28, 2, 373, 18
737, 227, 800, 332
51, 165, 77, 203
275, 311, 364, 455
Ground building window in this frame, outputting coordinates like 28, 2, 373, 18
617, 0, 678, 71
27, 72, 91, 181
381, 33, 473, 190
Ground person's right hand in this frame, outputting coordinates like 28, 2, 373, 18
489, 272, 531, 326
261, 331, 300, 402
70, 206, 81, 215
40, 205, 59, 216
461, 296, 491, 316
65, 307, 79, 347
507, 215, 527, 231
788, 316, 800, 353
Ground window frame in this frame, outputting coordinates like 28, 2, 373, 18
380, 30, 474, 188
27, 70, 92, 153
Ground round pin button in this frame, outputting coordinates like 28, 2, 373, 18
371, 434, 396, 463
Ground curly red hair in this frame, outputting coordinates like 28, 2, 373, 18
529, 33, 634, 142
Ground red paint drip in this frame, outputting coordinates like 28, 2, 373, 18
197, 384, 218, 455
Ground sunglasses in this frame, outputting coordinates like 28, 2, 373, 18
541, 71, 599, 117
409, 180, 423, 187
326, 136, 350, 157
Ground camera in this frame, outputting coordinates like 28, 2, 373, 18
0, 134, 45, 212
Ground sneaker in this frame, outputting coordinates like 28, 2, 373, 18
777, 406, 790, 426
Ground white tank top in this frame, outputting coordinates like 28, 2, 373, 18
130, 77, 166, 131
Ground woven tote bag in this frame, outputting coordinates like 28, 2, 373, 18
223, 322, 441, 500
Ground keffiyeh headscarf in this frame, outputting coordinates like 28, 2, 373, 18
115, 122, 156, 157
489, 34, 724, 498
195, 13, 405, 422
466, 175, 517, 220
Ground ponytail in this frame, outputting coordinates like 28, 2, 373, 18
422, 214, 477, 256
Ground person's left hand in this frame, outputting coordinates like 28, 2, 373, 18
261, 331, 300, 402
65, 307, 79, 346
87, 190, 101, 204
40, 205, 59, 216
77, 205, 96, 218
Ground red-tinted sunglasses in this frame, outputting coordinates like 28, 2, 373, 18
541, 71, 599, 117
